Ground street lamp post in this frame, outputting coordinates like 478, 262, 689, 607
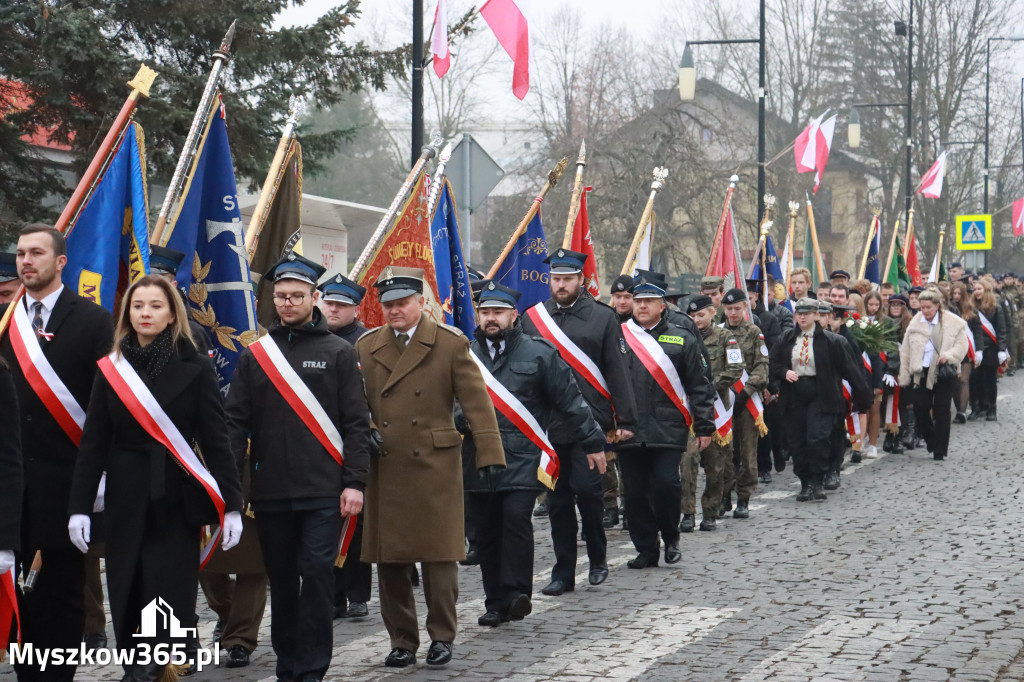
985, 35, 1024, 214
678, 0, 767, 225
894, 7, 913, 231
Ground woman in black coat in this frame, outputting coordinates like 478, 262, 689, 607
970, 278, 1008, 421
68, 275, 243, 682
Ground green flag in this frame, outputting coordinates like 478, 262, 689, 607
885, 233, 912, 293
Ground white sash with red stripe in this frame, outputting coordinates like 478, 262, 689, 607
9, 298, 86, 445
249, 336, 344, 467
97, 353, 226, 567
525, 304, 611, 401
978, 312, 998, 346
965, 328, 977, 363
620, 319, 692, 426
730, 369, 766, 434
712, 395, 732, 443
469, 352, 559, 489
862, 351, 872, 374
841, 379, 863, 437
884, 386, 901, 429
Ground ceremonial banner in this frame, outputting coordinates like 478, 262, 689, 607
904, 235, 922, 287
864, 215, 881, 285
351, 175, 445, 329
624, 211, 655, 276
1013, 198, 1024, 238
916, 152, 947, 199
885, 233, 913, 293
570, 187, 601, 298
64, 121, 151, 311
480, 0, 531, 99
748, 234, 784, 284
162, 100, 258, 393
794, 111, 837, 193
493, 209, 550, 312
430, 180, 476, 336
705, 202, 743, 289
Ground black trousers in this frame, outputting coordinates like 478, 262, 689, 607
829, 415, 848, 473
14, 547, 85, 681
913, 370, 957, 460
467, 490, 536, 613
782, 377, 835, 483
618, 447, 682, 555
548, 441, 606, 583
256, 506, 340, 681
756, 400, 785, 474
333, 513, 371, 609
974, 361, 998, 411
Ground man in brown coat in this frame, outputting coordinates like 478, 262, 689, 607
356, 266, 504, 669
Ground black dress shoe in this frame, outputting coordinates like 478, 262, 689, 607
478, 611, 504, 627
811, 482, 827, 501
83, 632, 107, 651
226, 645, 250, 668
679, 514, 695, 533
507, 593, 532, 621
954, 412, 967, 424
823, 470, 840, 490
627, 552, 659, 569
333, 605, 347, 619
533, 502, 549, 517
602, 508, 619, 528
732, 500, 749, 519
850, 452, 862, 464
986, 410, 998, 421
664, 543, 681, 564
345, 601, 368, 619
540, 579, 574, 596
384, 648, 416, 668
699, 517, 716, 531
426, 641, 453, 666
588, 563, 609, 585
460, 547, 480, 566
773, 451, 787, 472
759, 471, 772, 484
796, 482, 812, 502
933, 454, 945, 461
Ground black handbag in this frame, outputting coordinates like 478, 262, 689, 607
934, 361, 959, 383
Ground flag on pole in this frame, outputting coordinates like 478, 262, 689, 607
794, 111, 837, 193
429, 180, 476, 335
1013, 198, 1024, 237
493, 209, 551, 312
570, 186, 601, 298
162, 100, 258, 392
864, 215, 881, 286
705, 204, 743, 289
480, 0, 531, 99
749, 234, 784, 283
885, 233, 913, 293
625, 210, 655, 275
63, 121, 151, 311
904, 235, 922, 286
430, 0, 451, 78
249, 140, 302, 330
916, 151, 947, 199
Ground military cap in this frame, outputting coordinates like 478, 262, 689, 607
466, 266, 484, 282
610, 274, 637, 294
686, 295, 714, 314
543, 248, 588, 274
664, 286, 687, 300
373, 265, 424, 303
318, 273, 366, 305
721, 288, 747, 305
149, 244, 186, 276
700, 275, 725, 290
636, 269, 668, 285
829, 269, 851, 280
266, 251, 326, 286
0, 252, 17, 283
909, 285, 925, 295
888, 294, 909, 307
632, 281, 666, 300
817, 300, 833, 314
477, 281, 521, 309
794, 297, 818, 313
831, 303, 856, 314
950, 261, 963, 269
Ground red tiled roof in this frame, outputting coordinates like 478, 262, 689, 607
1, 78, 73, 151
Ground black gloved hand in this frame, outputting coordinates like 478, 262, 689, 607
478, 465, 506, 492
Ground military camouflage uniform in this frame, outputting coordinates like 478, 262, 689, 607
720, 318, 770, 505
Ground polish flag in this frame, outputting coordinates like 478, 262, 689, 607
904, 235, 922, 287
430, 0, 450, 78
480, 0, 531, 100
1012, 198, 1023, 237
916, 151, 947, 199
794, 111, 836, 193
571, 187, 601, 298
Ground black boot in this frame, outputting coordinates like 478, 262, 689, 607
679, 514, 695, 533
987, 407, 998, 422
721, 493, 733, 514
733, 499, 750, 519
968, 403, 984, 421
882, 432, 893, 453
954, 411, 967, 424
811, 478, 828, 501
823, 470, 840, 490
796, 480, 812, 502
602, 508, 619, 528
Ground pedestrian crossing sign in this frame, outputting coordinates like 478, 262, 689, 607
955, 214, 991, 251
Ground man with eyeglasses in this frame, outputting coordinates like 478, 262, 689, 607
226, 251, 372, 682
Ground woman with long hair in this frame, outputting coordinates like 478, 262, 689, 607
858, 291, 885, 458
949, 282, 976, 423
68, 275, 244, 681
898, 289, 969, 461
864, 291, 883, 322
970, 277, 1009, 421
886, 294, 918, 450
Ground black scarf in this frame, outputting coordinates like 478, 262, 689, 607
121, 328, 176, 382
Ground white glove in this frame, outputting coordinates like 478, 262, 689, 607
220, 511, 243, 551
92, 472, 106, 513
976, 350, 983, 365
883, 374, 896, 388
998, 350, 1010, 365
0, 549, 14, 575
68, 514, 91, 554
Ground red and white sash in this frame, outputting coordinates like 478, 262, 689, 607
525, 304, 611, 402
730, 369, 766, 435
469, 352, 559, 490
0, 569, 19, 653
97, 353, 226, 567
9, 298, 86, 445
884, 385, 901, 429
334, 515, 359, 567
978, 312, 998, 346
965, 328, 976, 363
841, 379, 863, 437
712, 395, 732, 443
620, 319, 691, 426
862, 351, 873, 374
249, 336, 344, 467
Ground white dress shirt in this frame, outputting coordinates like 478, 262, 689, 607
25, 285, 64, 330
394, 324, 418, 345
922, 315, 938, 368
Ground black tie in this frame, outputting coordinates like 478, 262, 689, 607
396, 332, 409, 354
492, 343, 502, 362
32, 301, 44, 335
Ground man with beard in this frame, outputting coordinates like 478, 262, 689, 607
520, 249, 637, 596
463, 282, 603, 626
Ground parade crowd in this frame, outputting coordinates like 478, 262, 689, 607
0, 224, 1020, 682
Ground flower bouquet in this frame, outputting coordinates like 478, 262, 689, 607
843, 313, 898, 354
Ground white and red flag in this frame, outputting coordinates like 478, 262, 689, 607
794, 111, 837, 193
571, 186, 601, 298
480, 0, 531, 99
1012, 198, 1024, 237
430, 0, 450, 78
916, 151, 947, 199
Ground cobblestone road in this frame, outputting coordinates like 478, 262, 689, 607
5, 375, 1024, 681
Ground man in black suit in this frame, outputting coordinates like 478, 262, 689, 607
1, 224, 114, 681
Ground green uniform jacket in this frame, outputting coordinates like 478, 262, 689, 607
720, 319, 770, 397
701, 325, 745, 408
